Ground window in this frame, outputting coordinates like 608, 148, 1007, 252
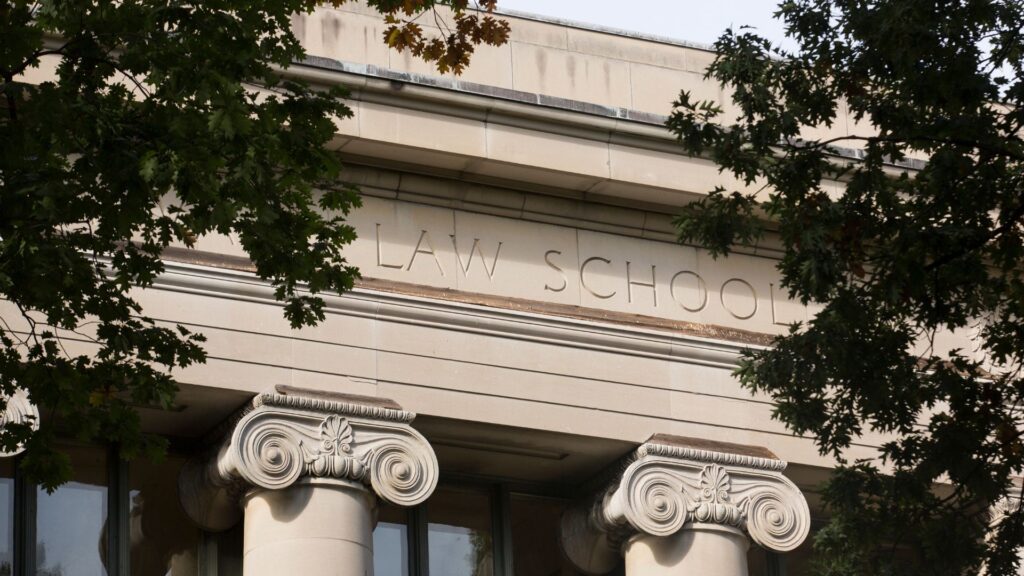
371, 482, 597, 576
35, 445, 109, 576
5, 445, 202, 576
427, 487, 494, 576
507, 494, 588, 576
373, 504, 410, 576
128, 455, 201, 576
0, 460, 13, 576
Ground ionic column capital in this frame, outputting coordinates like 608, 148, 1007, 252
1, 388, 39, 458
179, 389, 438, 531
562, 435, 811, 574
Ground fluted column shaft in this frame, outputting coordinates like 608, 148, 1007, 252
180, 391, 439, 576
561, 434, 810, 576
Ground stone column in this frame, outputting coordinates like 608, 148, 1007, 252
561, 434, 810, 576
983, 486, 1024, 576
179, 390, 438, 576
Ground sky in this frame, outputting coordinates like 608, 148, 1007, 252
494, 0, 790, 48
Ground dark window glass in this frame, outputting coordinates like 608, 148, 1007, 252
36, 445, 108, 576
748, 544, 770, 576
427, 487, 493, 576
779, 528, 816, 576
129, 456, 200, 576
0, 460, 13, 576
508, 494, 585, 576
373, 504, 409, 576
213, 522, 243, 576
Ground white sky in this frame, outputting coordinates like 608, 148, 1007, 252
495, 1, 790, 47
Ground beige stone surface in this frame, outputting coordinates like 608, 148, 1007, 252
628, 64, 691, 116
302, 1, 875, 148
511, 41, 632, 108
132, 262, 881, 469
607, 144, 734, 195
391, 38, 515, 88
13, 54, 60, 85
566, 27, 688, 70
346, 197, 813, 335
485, 123, 611, 178
333, 98, 361, 138
130, 277, 782, 454
685, 48, 718, 75
344, 195, 459, 290
358, 102, 486, 157
669, 391, 791, 437
451, 209, 580, 304
140, 261, 910, 466
624, 530, 750, 576
507, 15, 569, 49
243, 483, 375, 576
295, 8, 391, 68
375, 348, 676, 419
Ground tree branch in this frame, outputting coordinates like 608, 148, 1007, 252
924, 199, 1024, 272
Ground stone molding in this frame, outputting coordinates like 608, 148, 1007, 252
637, 442, 787, 472
179, 392, 438, 531
155, 260, 753, 371
288, 58, 927, 173
0, 389, 39, 458
562, 436, 810, 574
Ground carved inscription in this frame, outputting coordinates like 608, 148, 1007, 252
377, 225, 503, 280
670, 271, 707, 312
544, 250, 567, 293
452, 236, 502, 280
369, 218, 807, 331
581, 256, 615, 299
720, 278, 758, 320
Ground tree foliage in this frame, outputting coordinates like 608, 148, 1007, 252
669, 1, 1024, 574
0, 0, 506, 490
372, 0, 509, 73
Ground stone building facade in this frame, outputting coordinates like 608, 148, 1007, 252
2, 4, 974, 576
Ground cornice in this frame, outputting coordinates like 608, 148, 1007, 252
639, 440, 787, 473
153, 259, 757, 371
285, 56, 927, 173
491, 7, 720, 53
252, 392, 415, 424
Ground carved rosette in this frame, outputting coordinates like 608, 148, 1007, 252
180, 393, 439, 531
0, 389, 39, 458
564, 437, 811, 574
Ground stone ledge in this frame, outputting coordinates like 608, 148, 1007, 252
646, 434, 780, 461
296, 55, 928, 172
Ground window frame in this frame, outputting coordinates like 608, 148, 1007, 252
9, 444, 124, 576
387, 477, 507, 576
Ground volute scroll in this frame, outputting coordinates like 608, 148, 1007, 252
180, 391, 438, 531
561, 434, 812, 574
